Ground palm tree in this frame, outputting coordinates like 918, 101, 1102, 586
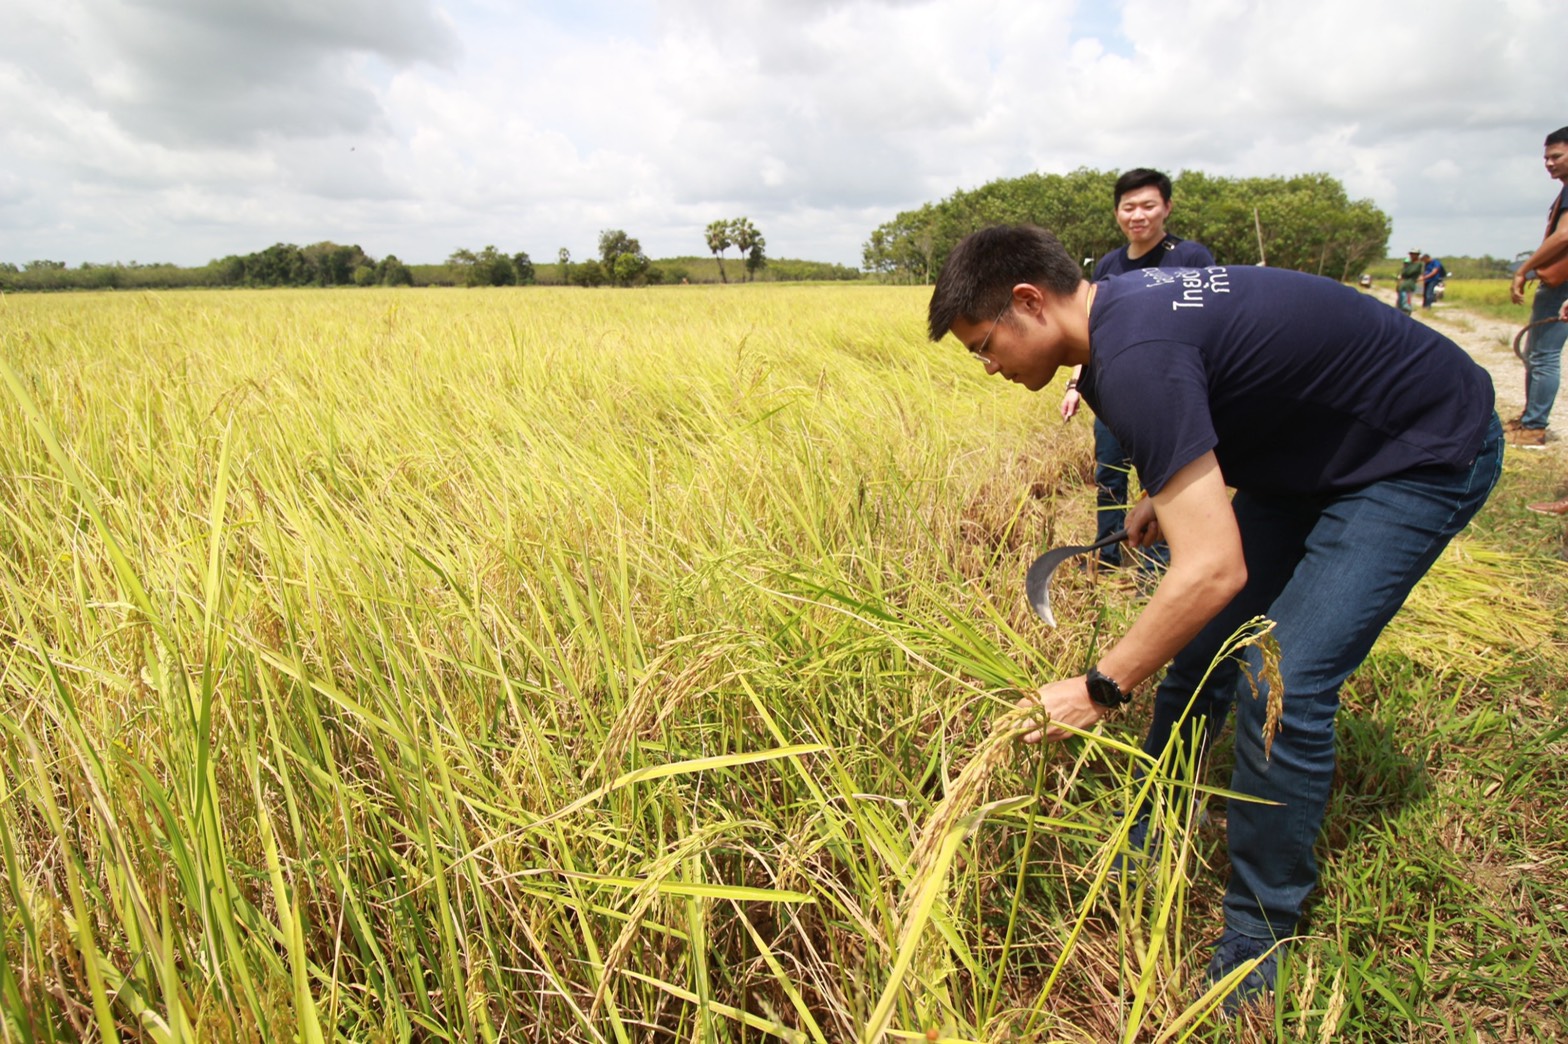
729, 218, 759, 282
705, 220, 733, 283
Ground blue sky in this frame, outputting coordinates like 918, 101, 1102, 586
0, 0, 1560, 269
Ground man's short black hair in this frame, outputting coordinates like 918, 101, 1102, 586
927, 225, 1084, 342
1114, 168, 1173, 206
1547, 127, 1568, 148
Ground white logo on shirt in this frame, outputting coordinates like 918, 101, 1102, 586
1142, 266, 1232, 310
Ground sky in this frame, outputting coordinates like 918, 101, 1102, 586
1, 0, 1562, 270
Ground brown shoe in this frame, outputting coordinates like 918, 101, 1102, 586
1503, 416, 1525, 432
1506, 426, 1548, 449
1527, 496, 1568, 515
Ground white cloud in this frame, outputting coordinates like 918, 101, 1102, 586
0, 0, 1562, 267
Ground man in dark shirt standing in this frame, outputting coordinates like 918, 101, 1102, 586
1061, 169, 1214, 568
1420, 253, 1445, 309
1505, 126, 1568, 449
927, 225, 1501, 1012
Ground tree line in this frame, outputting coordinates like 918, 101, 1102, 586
863, 168, 1392, 283
0, 218, 799, 292
214, 242, 416, 287
0, 244, 415, 291
3, 183, 1407, 294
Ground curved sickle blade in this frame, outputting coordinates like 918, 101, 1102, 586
1025, 527, 1128, 627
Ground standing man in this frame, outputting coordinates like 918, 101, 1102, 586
1524, 304, 1568, 516
928, 225, 1500, 1011
1060, 169, 1214, 569
1420, 253, 1446, 310
1396, 249, 1423, 314
1506, 126, 1568, 450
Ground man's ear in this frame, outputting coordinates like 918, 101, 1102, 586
1010, 282, 1046, 314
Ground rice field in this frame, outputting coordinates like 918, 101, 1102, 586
1429, 280, 1533, 323
1, 286, 1565, 1042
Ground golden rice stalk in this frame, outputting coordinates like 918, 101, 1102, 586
587, 822, 720, 1022
1234, 625, 1285, 760
903, 705, 1039, 897
1379, 543, 1568, 676
591, 635, 729, 783
863, 707, 1037, 1043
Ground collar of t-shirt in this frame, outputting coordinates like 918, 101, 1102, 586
1123, 235, 1178, 271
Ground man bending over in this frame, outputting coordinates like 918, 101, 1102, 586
928, 225, 1500, 1011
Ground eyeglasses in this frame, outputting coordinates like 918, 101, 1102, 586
971, 299, 1011, 362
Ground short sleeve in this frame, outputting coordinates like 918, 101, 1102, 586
1092, 341, 1218, 494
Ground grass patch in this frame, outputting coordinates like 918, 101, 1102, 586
1432, 279, 1535, 325
0, 287, 1564, 1040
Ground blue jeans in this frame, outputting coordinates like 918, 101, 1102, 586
1093, 417, 1169, 569
1396, 284, 1415, 313
1521, 281, 1568, 429
1422, 280, 1438, 308
1139, 415, 1503, 940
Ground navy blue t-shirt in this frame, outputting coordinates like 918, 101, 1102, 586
1079, 266, 1495, 496
1092, 235, 1215, 280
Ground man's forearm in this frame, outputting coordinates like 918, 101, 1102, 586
1094, 451, 1246, 691
1097, 556, 1243, 691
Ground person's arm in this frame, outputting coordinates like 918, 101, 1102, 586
1060, 365, 1084, 419
1019, 451, 1246, 742
1512, 220, 1568, 304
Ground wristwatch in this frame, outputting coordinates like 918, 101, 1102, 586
1085, 666, 1132, 709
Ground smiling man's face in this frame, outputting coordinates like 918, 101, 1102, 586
1115, 185, 1172, 253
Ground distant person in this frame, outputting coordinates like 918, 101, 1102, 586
928, 224, 1499, 1013
1060, 169, 1214, 569
1420, 254, 1446, 309
1396, 249, 1423, 315
1506, 126, 1568, 450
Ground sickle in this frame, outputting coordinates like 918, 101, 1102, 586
1025, 527, 1129, 628
1513, 316, 1567, 365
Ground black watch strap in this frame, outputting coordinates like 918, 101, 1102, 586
1086, 666, 1131, 709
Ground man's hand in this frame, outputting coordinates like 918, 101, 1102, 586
1016, 676, 1106, 743
1512, 274, 1528, 306
1060, 388, 1081, 420
1125, 495, 1162, 546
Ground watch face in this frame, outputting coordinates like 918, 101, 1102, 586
1087, 669, 1126, 708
